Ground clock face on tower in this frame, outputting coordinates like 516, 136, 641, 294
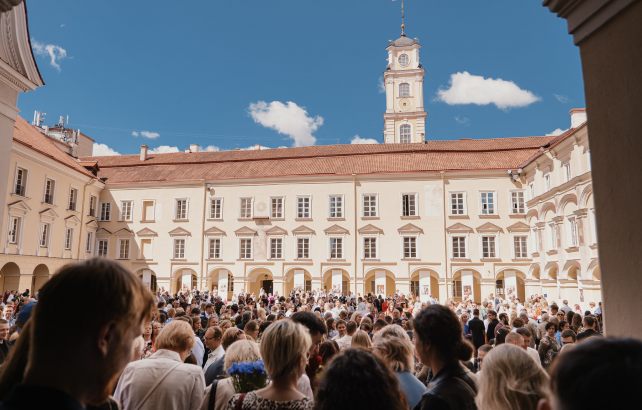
398, 54, 410, 67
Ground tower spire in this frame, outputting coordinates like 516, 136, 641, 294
401, 0, 405, 37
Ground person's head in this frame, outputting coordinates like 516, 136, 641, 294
560, 329, 577, 345
542, 338, 642, 410
314, 348, 408, 410
487, 309, 497, 320
291, 311, 326, 356
336, 320, 347, 337
505, 332, 525, 347
392, 309, 400, 319
496, 327, 510, 345
219, 319, 231, 334
413, 304, 474, 367
477, 344, 549, 410
373, 319, 387, 335
25, 259, 154, 405
558, 320, 569, 331
260, 320, 310, 381
221, 327, 246, 351
131, 336, 145, 362
563, 300, 568, 306
550, 305, 559, 314
477, 345, 493, 370
224, 339, 261, 373
516, 328, 531, 349
0, 319, 9, 341
582, 316, 596, 331
155, 320, 195, 361
512, 318, 525, 329
350, 330, 372, 350
346, 320, 358, 336
460, 313, 469, 323
499, 313, 509, 325
204, 326, 223, 350
241, 311, 251, 323
473, 308, 480, 317
244, 320, 259, 340
545, 322, 558, 337
372, 324, 414, 373
207, 315, 219, 328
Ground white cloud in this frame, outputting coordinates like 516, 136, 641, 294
61, 24, 65, 28
350, 135, 379, 144
203, 145, 220, 151
248, 101, 323, 147
554, 94, 570, 103
31, 39, 67, 71
140, 131, 160, 139
149, 145, 179, 154
455, 116, 470, 126
378, 77, 386, 93
92, 143, 120, 156
546, 128, 568, 136
436, 71, 541, 110
132, 131, 139, 137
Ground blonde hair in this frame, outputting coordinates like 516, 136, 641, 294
222, 327, 245, 350
350, 311, 362, 323
372, 324, 414, 372
476, 344, 550, 410
155, 320, 195, 352
260, 320, 311, 380
350, 330, 372, 350
224, 340, 261, 371
132, 336, 145, 361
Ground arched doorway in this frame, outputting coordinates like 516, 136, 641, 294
496, 269, 526, 303
284, 268, 312, 295
208, 268, 234, 301
563, 264, 581, 306
247, 268, 273, 297
410, 269, 439, 301
171, 268, 197, 294
363, 269, 395, 298
452, 269, 482, 303
0, 262, 20, 294
31, 264, 50, 294
137, 269, 158, 292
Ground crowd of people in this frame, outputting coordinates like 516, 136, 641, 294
0, 258, 639, 410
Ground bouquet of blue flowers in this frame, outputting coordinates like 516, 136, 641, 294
228, 360, 268, 393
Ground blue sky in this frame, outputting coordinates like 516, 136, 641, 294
20, 0, 585, 155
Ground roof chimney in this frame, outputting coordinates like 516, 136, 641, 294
140, 145, 148, 161
570, 108, 587, 128
190, 144, 200, 152
255, 144, 260, 150
185, 149, 192, 153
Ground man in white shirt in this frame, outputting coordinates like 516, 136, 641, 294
515, 328, 541, 366
202, 327, 224, 372
332, 320, 356, 350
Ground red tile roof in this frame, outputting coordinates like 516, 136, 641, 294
518, 122, 587, 168
13, 116, 96, 179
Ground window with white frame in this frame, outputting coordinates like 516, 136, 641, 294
452, 236, 466, 258
296, 196, 311, 219
511, 191, 526, 214
544, 174, 551, 191
98, 240, 109, 257
271, 197, 283, 219
39, 223, 49, 247
120, 200, 133, 221
239, 198, 253, 219
68, 188, 78, 211
86, 232, 92, 253
481, 236, 496, 258
363, 194, 378, 217
100, 202, 111, 221
567, 217, 578, 247
548, 222, 557, 251
175, 199, 188, 220
89, 196, 96, 217
400, 124, 411, 144
480, 191, 495, 215
364, 237, 377, 259
44, 179, 55, 204
209, 238, 221, 259
403, 237, 417, 258
8, 217, 20, 244
563, 162, 571, 182
531, 228, 539, 253
450, 192, 466, 215
329, 195, 343, 218
529, 182, 535, 200
330, 237, 343, 259
174, 238, 185, 259
398, 53, 410, 67
513, 235, 528, 258
210, 198, 222, 219
297, 238, 309, 259
401, 193, 417, 217
399, 83, 410, 96
64, 228, 72, 250
270, 238, 283, 259
453, 280, 462, 298
239, 238, 252, 259
118, 239, 130, 259
14, 167, 27, 196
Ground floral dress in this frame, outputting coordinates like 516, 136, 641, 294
227, 391, 313, 410
538, 335, 560, 369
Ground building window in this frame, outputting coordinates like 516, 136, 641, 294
296, 196, 311, 219
64, 228, 72, 250
175, 199, 188, 220
480, 191, 495, 215
495, 280, 504, 296
563, 162, 571, 182
68, 188, 77, 211
98, 240, 108, 257
139, 238, 152, 259
270, 238, 282, 259
239, 238, 252, 259
89, 196, 96, 217
100, 202, 111, 221
363, 195, 378, 217
8, 217, 19, 244
271, 197, 283, 219
228, 273, 234, 292
529, 183, 535, 200
544, 174, 551, 191
453, 281, 462, 298
14, 168, 27, 196
399, 83, 410, 96
548, 222, 556, 251
452, 236, 466, 258
400, 124, 411, 144
329, 195, 343, 218
410, 280, 419, 297
364, 237, 377, 259
118, 239, 130, 259
514, 236, 528, 258
239, 198, 253, 219
482, 236, 496, 258
330, 238, 343, 259
210, 198, 222, 219
403, 237, 417, 258
402, 193, 417, 216
141, 200, 155, 221
511, 191, 525, 214
306, 280, 312, 293
297, 238, 309, 259
450, 192, 466, 215
398, 53, 409, 67
86, 232, 92, 253
209, 239, 221, 259
120, 200, 133, 221
568, 217, 578, 247
40, 223, 49, 247
44, 179, 55, 204
174, 239, 185, 259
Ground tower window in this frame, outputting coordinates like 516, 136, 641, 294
398, 54, 409, 67
400, 125, 411, 144
399, 83, 410, 96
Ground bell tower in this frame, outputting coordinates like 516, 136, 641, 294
382, 21, 427, 144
